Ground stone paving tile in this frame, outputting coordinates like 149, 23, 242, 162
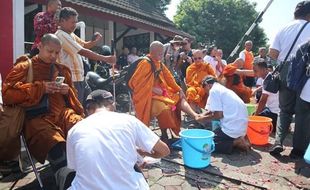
1, 125, 310, 190
150, 184, 165, 190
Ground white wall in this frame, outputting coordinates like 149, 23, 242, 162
13, 0, 24, 59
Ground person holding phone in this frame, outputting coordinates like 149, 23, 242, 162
3, 34, 84, 189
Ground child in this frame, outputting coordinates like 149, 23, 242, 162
253, 59, 279, 131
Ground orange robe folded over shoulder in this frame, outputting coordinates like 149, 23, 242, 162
222, 63, 252, 103
185, 62, 216, 108
128, 55, 183, 135
3, 55, 84, 163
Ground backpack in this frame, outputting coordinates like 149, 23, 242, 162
124, 56, 162, 91
287, 41, 310, 92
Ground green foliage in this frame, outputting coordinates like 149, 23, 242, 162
146, 0, 172, 13
174, 0, 268, 59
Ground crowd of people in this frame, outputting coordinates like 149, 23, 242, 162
0, 0, 310, 189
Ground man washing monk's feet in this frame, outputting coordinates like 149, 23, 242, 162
196, 76, 251, 154
128, 41, 203, 143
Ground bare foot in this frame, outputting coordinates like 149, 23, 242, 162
233, 136, 251, 152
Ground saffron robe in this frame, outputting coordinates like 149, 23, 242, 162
3, 55, 84, 163
185, 62, 216, 108
128, 55, 182, 135
222, 64, 252, 103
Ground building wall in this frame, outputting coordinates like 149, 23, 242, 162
0, 0, 13, 78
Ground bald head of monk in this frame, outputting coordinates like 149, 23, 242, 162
38, 33, 62, 64
150, 41, 164, 62
244, 40, 253, 51
192, 49, 204, 64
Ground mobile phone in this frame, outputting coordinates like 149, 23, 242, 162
55, 76, 65, 85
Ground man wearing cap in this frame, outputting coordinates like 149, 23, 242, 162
163, 35, 184, 74
66, 89, 170, 190
268, 0, 310, 158
197, 76, 250, 154
128, 41, 200, 141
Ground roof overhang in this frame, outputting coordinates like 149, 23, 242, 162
27, 0, 194, 39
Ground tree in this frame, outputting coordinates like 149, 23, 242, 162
146, 0, 172, 13
174, 0, 268, 60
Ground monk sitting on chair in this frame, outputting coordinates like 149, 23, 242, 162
3, 34, 83, 186
128, 41, 200, 141
222, 58, 253, 103
186, 50, 216, 112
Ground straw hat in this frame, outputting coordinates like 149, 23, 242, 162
169, 35, 184, 44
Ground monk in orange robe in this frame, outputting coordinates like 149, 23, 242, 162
222, 60, 252, 103
128, 41, 199, 139
2, 34, 83, 175
186, 50, 216, 110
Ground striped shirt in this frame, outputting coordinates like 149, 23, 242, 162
56, 29, 85, 82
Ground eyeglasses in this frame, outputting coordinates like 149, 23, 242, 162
194, 57, 203, 61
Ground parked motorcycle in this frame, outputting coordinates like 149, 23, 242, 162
85, 69, 131, 113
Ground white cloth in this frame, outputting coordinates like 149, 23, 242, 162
203, 55, 225, 76
239, 51, 246, 62
262, 73, 280, 114
55, 29, 84, 82
256, 77, 263, 86
205, 83, 248, 138
127, 54, 139, 64
67, 110, 159, 190
270, 19, 310, 102
0, 73, 2, 104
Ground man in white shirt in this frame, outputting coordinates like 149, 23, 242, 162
197, 76, 250, 154
66, 89, 170, 190
253, 59, 280, 132
269, 1, 310, 158
56, 7, 116, 105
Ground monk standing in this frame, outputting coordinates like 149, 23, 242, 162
238, 40, 255, 87
128, 41, 200, 140
3, 34, 83, 186
186, 50, 216, 111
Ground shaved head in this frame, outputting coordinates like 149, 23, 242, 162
245, 40, 252, 46
193, 49, 203, 57
244, 40, 253, 51
149, 41, 164, 61
41, 33, 61, 46
150, 41, 164, 53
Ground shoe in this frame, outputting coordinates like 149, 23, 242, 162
269, 144, 284, 155
289, 149, 305, 159
0, 160, 20, 175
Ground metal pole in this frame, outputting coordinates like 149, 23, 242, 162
111, 39, 116, 104
226, 0, 274, 61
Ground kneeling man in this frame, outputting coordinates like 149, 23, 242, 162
198, 76, 251, 154
66, 90, 170, 190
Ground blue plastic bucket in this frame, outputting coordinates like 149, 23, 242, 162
179, 129, 215, 168
304, 144, 310, 164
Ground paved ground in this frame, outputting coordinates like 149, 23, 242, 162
1, 122, 310, 190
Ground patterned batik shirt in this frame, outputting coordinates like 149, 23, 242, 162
32, 11, 57, 50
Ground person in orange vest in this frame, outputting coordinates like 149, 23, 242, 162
238, 40, 255, 87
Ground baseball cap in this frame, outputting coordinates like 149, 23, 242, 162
295, 1, 310, 18
86, 90, 113, 102
202, 75, 216, 86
